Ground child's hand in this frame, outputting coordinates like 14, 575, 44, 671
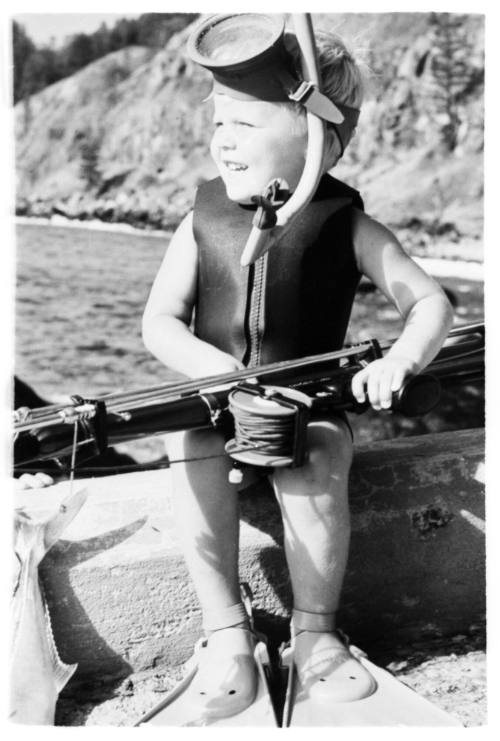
351, 355, 419, 411
15, 472, 54, 490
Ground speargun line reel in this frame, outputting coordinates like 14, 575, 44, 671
225, 382, 312, 470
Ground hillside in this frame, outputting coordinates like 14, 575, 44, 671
14, 13, 484, 252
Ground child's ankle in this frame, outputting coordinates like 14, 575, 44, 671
202, 601, 250, 634
292, 607, 337, 635
207, 620, 251, 637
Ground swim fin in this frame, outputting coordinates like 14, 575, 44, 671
281, 639, 462, 727
135, 585, 277, 727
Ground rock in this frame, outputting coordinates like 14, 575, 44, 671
386, 660, 409, 672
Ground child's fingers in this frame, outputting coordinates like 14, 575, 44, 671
16, 472, 54, 490
378, 371, 396, 409
390, 366, 407, 393
36, 472, 54, 486
352, 360, 413, 410
367, 366, 394, 409
351, 368, 368, 403
17, 473, 43, 489
367, 370, 382, 409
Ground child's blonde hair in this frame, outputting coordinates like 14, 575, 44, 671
313, 30, 365, 109
284, 29, 367, 161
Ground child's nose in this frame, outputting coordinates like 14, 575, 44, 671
215, 127, 237, 150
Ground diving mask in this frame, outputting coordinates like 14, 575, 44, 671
187, 12, 360, 145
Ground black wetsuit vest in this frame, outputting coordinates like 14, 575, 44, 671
193, 174, 363, 367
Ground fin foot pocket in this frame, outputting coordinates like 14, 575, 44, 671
294, 631, 377, 703
187, 627, 258, 719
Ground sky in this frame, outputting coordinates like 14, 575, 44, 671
6, 2, 497, 48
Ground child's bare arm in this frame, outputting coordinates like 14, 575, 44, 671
142, 212, 244, 378
351, 210, 454, 410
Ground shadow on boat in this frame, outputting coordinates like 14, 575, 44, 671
39, 517, 147, 725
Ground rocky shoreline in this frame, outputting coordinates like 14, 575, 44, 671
15, 195, 182, 234
15, 214, 169, 238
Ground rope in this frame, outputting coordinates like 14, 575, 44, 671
229, 399, 297, 459
13, 444, 272, 477
68, 420, 78, 498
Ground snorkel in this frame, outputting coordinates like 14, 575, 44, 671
242, 14, 330, 267
187, 13, 359, 266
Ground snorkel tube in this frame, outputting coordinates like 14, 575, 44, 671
240, 14, 327, 266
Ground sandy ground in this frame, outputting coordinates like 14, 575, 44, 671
56, 631, 486, 727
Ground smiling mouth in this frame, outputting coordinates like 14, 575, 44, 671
223, 161, 248, 172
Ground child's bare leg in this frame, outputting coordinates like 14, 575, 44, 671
168, 428, 241, 609
271, 418, 376, 700
167, 429, 257, 714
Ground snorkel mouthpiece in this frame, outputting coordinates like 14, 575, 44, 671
187, 13, 348, 125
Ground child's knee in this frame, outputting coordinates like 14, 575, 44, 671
307, 418, 353, 467
273, 417, 352, 493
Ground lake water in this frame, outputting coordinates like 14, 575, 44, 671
16, 223, 177, 400
15, 222, 484, 432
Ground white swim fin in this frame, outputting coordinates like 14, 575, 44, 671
281, 640, 462, 727
135, 585, 277, 727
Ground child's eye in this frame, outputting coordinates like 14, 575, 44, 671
212, 121, 254, 131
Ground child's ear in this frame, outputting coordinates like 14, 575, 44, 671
323, 127, 342, 170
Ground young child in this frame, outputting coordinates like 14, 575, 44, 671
142, 15, 453, 718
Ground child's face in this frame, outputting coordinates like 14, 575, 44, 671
210, 94, 308, 204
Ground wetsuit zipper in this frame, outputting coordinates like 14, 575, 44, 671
246, 253, 268, 368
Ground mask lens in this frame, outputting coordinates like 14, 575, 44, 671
190, 14, 284, 70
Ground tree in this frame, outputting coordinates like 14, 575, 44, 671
426, 13, 476, 150
64, 33, 96, 75
136, 13, 196, 48
92, 23, 112, 59
109, 18, 139, 50
12, 21, 35, 103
